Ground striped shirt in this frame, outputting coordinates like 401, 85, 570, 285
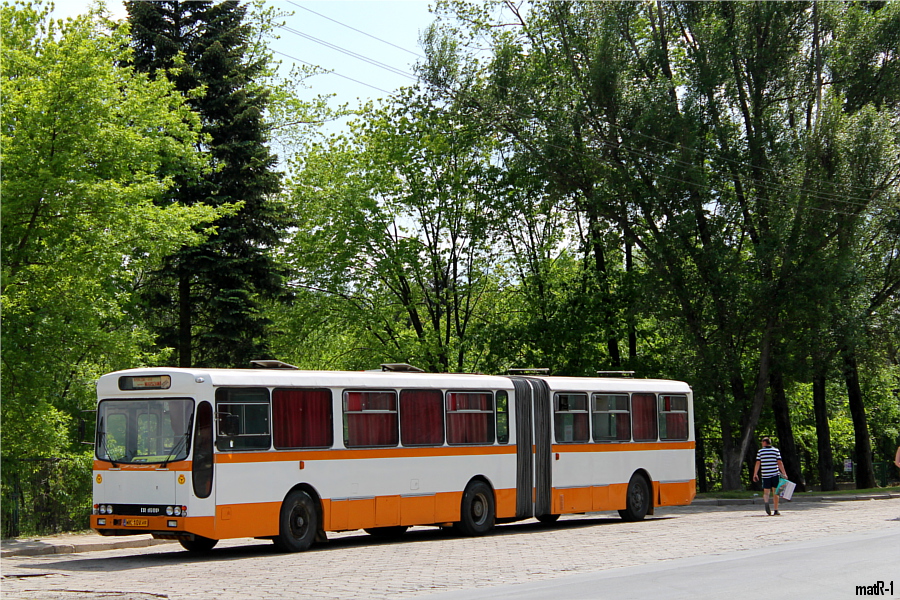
756, 446, 783, 478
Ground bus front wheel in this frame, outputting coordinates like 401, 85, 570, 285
455, 480, 495, 536
274, 489, 319, 552
618, 473, 650, 522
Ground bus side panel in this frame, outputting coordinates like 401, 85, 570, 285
346, 498, 376, 530
434, 491, 463, 523
399, 495, 435, 526
375, 495, 400, 527
591, 484, 610, 511
658, 479, 696, 507
213, 502, 280, 539
495, 487, 517, 519
552, 486, 593, 514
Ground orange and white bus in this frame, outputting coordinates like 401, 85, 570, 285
91, 365, 695, 551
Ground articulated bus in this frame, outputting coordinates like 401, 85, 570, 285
91, 366, 695, 552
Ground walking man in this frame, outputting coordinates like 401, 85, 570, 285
753, 436, 787, 516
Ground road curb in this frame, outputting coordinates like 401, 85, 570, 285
691, 492, 900, 506
1, 536, 174, 558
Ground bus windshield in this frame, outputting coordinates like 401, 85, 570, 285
96, 399, 194, 464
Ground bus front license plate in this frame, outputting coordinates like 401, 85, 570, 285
124, 519, 149, 527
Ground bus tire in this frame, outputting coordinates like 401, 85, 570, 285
178, 535, 218, 552
455, 480, 495, 536
274, 489, 319, 552
364, 526, 409, 538
536, 513, 560, 524
618, 473, 651, 522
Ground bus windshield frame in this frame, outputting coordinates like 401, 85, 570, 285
96, 398, 194, 465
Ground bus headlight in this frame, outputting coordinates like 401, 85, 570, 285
174, 506, 182, 516
166, 506, 174, 516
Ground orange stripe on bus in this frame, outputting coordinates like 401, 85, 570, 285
551, 441, 694, 453
214, 445, 518, 464
93, 460, 192, 471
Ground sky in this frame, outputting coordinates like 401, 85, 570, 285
49, 1, 438, 112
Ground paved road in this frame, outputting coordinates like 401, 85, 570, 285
2, 499, 898, 600
427, 527, 900, 600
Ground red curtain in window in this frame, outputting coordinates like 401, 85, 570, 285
346, 413, 398, 446
272, 389, 333, 448
616, 413, 632, 441
400, 390, 444, 446
663, 413, 688, 441
345, 392, 398, 447
631, 394, 658, 441
554, 413, 589, 442
447, 393, 493, 444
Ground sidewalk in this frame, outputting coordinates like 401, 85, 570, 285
3, 492, 898, 558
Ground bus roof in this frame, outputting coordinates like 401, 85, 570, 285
98, 368, 691, 395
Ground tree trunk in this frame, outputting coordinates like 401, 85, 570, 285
842, 351, 876, 489
812, 370, 836, 491
770, 369, 805, 490
720, 418, 744, 491
179, 269, 192, 368
695, 428, 708, 493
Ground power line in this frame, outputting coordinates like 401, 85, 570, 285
278, 24, 416, 81
286, 0, 425, 59
272, 49, 392, 95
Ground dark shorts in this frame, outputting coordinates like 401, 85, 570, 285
762, 475, 780, 490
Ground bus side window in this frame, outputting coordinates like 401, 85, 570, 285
399, 389, 444, 446
495, 390, 509, 444
272, 388, 333, 449
446, 391, 494, 445
592, 394, 631, 442
554, 393, 589, 443
659, 395, 688, 441
631, 393, 658, 442
215, 387, 271, 451
343, 390, 398, 447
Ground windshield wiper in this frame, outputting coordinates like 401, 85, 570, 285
161, 414, 193, 468
98, 429, 119, 469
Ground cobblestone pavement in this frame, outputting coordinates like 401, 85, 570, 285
2, 499, 899, 600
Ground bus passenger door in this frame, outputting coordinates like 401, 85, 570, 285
189, 401, 216, 523
511, 378, 552, 519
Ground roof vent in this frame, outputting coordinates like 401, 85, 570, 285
508, 368, 550, 374
250, 360, 299, 370
597, 370, 635, 377
380, 363, 425, 373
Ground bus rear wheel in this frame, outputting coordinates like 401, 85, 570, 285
179, 535, 218, 552
274, 489, 319, 552
455, 480, 495, 536
618, 473, 651, 522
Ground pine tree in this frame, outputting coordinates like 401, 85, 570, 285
126, 0, 291, 367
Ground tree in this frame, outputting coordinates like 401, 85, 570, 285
1, 1, 218, 457
283, 87, 505, 373
427, 0, 900, 489
126, 0, 293, 368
